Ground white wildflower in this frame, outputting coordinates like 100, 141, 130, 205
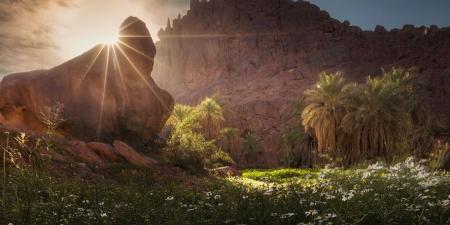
305, 209, 318, 217
280, 213, 296, 218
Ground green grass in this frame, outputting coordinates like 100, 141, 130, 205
243, 168, 320, 183
1, 158, 450, 225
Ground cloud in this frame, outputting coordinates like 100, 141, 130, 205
0, 0, 74, 76
0, 0, 190, 77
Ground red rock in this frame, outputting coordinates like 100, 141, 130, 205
41, 148, 66, 163
113, 140, 157, 167
67, 140, 105, 168
153, 0, 450, 167
0, 17, 174, 143
86, 142, 118, 161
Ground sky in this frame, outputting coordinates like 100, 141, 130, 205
0, 0, 449, 77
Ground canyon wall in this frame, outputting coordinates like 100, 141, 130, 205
154, 0, 450, 166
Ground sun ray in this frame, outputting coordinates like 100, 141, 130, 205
157, 31, 304, 39
97, 44, 111, 139
73, 45, 106, 95
117, 40, 171, 71
118, 18, 139, 33
115, 44, 171, 112
111, 44, 129, 103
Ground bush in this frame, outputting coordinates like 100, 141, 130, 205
166, 130, 216, 172
165, 98, 233, 172
210, 150, 235, 167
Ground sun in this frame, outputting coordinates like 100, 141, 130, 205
103, 34, 118, 45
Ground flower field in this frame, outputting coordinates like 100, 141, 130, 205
1, 158, 449, 225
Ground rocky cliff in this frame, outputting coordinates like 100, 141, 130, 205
154, 0, 450, 166
0, 17, 174, 144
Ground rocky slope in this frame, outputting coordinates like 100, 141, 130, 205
0, 17, 174, 144
154, 0, 450, 166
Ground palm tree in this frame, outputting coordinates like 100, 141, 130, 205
281, 126, 315, 168
167, 104, 194, 127
219, 128, 239, 154
301, 72, 354, 155
240, 131, 262, 166
340, 75, 410, 164
196, 97, 225, 140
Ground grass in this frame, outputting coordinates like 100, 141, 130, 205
1, 158, 450, 225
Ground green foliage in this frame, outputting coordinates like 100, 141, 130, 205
302, 68, 434, 165
1, 158, 449, 225
280, 126, 314, 168
218, 127, 239, 153
210, 150, 235, 167
167, 105, 195, 127
167, 129, 216, 172
302, 72, 355, 154
166, 98, 233, 172
281, 99, 315, 168
243, 168, 319, 183
196, 97, 225, 140
240, 132, 262, 166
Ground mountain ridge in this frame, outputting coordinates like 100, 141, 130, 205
153, 0, 450, 166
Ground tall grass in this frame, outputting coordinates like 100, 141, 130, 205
1, 158, 449, 225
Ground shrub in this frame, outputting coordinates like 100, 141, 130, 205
210, 149, 235, 167
165, 98, 233, 172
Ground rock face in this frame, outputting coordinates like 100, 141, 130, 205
0, 17, 174, 143
154, 0, 450, 166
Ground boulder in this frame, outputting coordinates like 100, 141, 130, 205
209, 166, 242, 177
67, 140, 105, 168
86, 142, 118, 161
113, 140, 157, 167
0, 16, 174, 143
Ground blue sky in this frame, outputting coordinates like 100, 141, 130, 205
307, 0, 450, 30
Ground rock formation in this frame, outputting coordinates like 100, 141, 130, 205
154, 0, 450, 166
0, 17, 174, 144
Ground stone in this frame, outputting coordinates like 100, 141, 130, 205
0, 17, 174, 144
113, 140, 157, 167
153, 0, 450, 167
86, 142, 118, 161
67, 140, 105, 168
209, 166, 242, 177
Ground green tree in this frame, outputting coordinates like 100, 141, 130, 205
196, 97, 225, 140
339, 68, 420, 164
166, 98, 232, 172
218, 128, 239, 154
240, 132, 262, 166
167, 104, 194, 127
301, 72, 354, 155
280, 126, 315, 168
